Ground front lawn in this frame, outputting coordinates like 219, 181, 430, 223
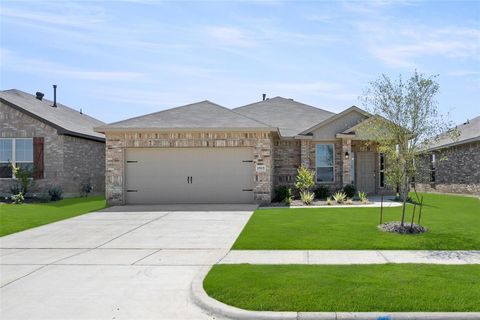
233, 193, 480, 250
0, 196, 107, 236
204, 264, 480, 312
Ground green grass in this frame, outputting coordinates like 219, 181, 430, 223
0, 197, 107, 236
204, 264, 480, 312
233, 193, 480, 250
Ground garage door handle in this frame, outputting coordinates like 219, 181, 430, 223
127, 189, 138, 192
242, 189, 253, 192
187, 176, 193, 184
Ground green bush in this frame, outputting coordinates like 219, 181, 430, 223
295, 166, 315, 193
343, 184, 356, 199
11, 193, 24, 204
274, 186, 290, 202
333, 191, 347, 204
48, 186, 64, 201
300, 191, 315, 205
314, 185, 330, 200
284, 188, 293, 205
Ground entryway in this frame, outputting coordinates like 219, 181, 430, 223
356, 151, 376, 194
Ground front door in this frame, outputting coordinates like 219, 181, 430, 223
356, 152, 376, 194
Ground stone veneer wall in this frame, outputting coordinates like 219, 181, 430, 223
0, 101, 63, 195
415, 141, 480, 195
104, 131, 274, 205
0, 101, 105, 197
62, 135, 105, 196
273, 138, 301, 188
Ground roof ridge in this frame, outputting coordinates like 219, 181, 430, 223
209, 100, 275, 128
234, 96, 335, 114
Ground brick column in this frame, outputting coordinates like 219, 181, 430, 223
342, 139, 352, 186
300, 139, 310, 168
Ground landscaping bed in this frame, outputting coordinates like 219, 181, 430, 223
233, 193, 480, 250
0, 196, 107, 236
204, 264, 480, 312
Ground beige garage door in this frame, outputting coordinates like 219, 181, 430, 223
125, 147, 254, 204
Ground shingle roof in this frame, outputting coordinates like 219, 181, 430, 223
427, 115, 480, 150
96, 100, 275, 132
234, 96, 335, 137
0, 89, 105, 141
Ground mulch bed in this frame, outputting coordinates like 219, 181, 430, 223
378, 221, 427, 234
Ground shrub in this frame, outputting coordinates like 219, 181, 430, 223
11, 163, 34, 195
300, 191, 314, 205
358, 191, 369, 204
284, 188, 293, 205
314, 185, 330, 200
48, 186, 64, 201
295, 166, 315, 193
343, 184, 356, 199
81, 181, 93, 197
11, 193, 24, 204
274, 186, 290, 202
35, 193, 51, 203
326, 197, 333, 205
333, 191, 347, 204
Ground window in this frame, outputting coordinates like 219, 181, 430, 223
315, 144, 334, 182
430, 153, 436, 182
0, 138, 33, 178
379, 153, 385, 187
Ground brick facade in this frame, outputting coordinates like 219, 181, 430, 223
0, 101, 105, 197
415, 141, 480, 195
104, 131, 274, 205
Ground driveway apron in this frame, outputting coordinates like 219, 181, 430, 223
0, 204, 255, 320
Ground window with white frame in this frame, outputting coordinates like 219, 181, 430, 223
0, 138, 33, 178
315, 144, 334, 182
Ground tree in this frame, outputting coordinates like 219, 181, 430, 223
359, 71, 457, 226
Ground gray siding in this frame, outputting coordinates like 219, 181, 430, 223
312, 110, 367, 140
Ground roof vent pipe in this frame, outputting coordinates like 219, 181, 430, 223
52, 85, 57, 107
35, 92, 44, 100
262, 93, 266, 101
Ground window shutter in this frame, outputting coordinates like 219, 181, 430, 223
33, 137, 44, 179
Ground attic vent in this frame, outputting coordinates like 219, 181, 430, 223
35, 92, 44, 100
52, 84, 57, 108
262, 93, 266, 101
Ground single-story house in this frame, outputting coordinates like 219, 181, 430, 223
96, 96, 392, 205
415, 115, 480, 195
0, 88, 106, 197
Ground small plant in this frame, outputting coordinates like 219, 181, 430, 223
343, 184, 356, 199
274, 186, 289, 202
36, 193, 51, 203
81, 181, 93, 197
314, 185, 330, 200
358, 191, 369, 204
284, 188, 293, 205
48, 186, 64, 201
11, 193, 24, 204
300, 191, 314, 205
345, 199, 354, 205
11, 163, 34, 196
326, 197, 333, 205
295, 166, 315, 193
333, 191, 347, 204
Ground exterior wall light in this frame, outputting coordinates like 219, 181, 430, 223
345, 151, 350, 159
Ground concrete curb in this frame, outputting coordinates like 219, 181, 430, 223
191, 266, 480, 320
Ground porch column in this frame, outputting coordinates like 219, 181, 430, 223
342, 138, 352, 186
300, 139, 310, 168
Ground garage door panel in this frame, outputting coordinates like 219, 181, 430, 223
125, 148, 254, 204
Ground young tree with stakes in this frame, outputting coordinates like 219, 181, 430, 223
359, 71, 458, 226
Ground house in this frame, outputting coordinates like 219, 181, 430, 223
0, 88, 106, 197
96, 96, 393, 205
415, 116, 480, 195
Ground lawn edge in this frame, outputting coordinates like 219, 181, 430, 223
191, 265, 480, 320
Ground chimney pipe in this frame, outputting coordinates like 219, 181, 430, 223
262, 93, 266, 101
35, 92, 44, 100
52, 85, 57, 107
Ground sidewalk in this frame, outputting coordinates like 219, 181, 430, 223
219, 250, 480, 265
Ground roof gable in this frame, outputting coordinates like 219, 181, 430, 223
234, 96, 335, 137
96, 100, 275, 132
0, 89, 105, 141
300, 106, 370, 135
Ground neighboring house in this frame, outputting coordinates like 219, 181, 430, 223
97, 96, 393, 205
415, 116, 480, 195
0, 89, 106, 197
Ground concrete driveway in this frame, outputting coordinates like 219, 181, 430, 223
0, 204, 255, 320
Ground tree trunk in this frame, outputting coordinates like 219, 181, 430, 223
400, 170, 409, 226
